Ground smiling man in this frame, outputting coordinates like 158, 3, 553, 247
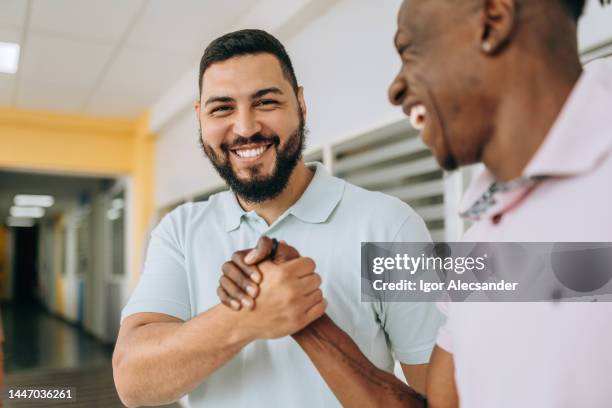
219, 0, 612, 407
112, 29, 440, 408
387, 1, 612, 406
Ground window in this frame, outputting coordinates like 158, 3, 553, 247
330, 120, 447, 241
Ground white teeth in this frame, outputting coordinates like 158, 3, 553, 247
235, 145, 267, 158
409, 104, 427, 131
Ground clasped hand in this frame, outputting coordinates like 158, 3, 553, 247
217, 237, 326, 339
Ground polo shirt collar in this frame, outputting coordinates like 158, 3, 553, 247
223, 189, 247, 232
524, 59, 612, 177
288, 162, 345, 224
459, 58, 612, 220
222, 162, 345, 231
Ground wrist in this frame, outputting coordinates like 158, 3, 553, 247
292, 314, 331, 343
231, 306, 270, 344
213, 304, 258, 346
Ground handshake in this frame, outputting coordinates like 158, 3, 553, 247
217, 237, 327, 339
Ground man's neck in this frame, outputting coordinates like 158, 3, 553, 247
237, 161, 314, 225
482, 54, 583, 182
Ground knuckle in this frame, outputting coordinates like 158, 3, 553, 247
221, 261, 233, 273
257, 236, 271, 252
236, 273, 248, 288
216, 286, 226, 300
231, 252, 244, 264
285, 287, 298, 301
287, 246, 300, 258
302, 257, 316, 271
278, 242, 291, 253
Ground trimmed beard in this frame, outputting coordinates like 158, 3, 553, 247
199, 113, 306, 204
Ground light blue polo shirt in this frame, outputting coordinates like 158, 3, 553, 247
122, 162, 442, 408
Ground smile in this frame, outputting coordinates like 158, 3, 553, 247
231, 144, 273, 160
409, 104, 427, 131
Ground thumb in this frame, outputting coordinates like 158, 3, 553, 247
244, 236, 274, 264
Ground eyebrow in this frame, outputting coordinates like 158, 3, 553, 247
204, 96, 234, 106
394, 31, 413, 52
252, 87, 284, 99
204, 87, 284, 107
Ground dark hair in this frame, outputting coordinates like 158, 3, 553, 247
198, 29, 299, 95
560, 0, 586, 20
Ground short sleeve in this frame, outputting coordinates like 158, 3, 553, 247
378, 215, 443, 364
121, 207, 191, 323
435, 301, 453, 353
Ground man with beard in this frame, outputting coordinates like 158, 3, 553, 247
219, 0, 612, 407
113, 29, 441, 408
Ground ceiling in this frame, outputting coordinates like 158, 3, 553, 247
0, 170, 112, 222
0, 0, 258, 118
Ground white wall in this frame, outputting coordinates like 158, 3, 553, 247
155, 108, 223, 207
288, 0, 404, 150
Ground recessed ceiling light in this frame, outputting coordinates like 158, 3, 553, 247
6, 217, 35, 228
10, 206, 45, 218
14, 194, 55, 207
0, 42, 20, 74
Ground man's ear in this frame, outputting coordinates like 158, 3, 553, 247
194, 100, 204, 139
297, 86, 307, 121
194, 100, 202, 119
480, 0, 517, 54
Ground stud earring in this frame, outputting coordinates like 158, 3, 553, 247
482, 41, 492, 53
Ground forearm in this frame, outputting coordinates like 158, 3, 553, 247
113, 305, 252, 407
292, 314, 425, 408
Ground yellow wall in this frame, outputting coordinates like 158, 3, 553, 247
0, 108, 136, 175
0, 107, 156, 283
131, 111, 156, 285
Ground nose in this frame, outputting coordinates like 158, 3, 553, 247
388, 73, 407, 106
233, 109, 262, 137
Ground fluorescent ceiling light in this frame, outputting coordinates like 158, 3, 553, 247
0, 42, 20, 74
111, 198, 124, 210
14, 194, 55, 207
6, 217, 35, 228
10, 206, 45, 218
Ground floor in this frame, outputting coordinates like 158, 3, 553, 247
1, 303, 180, 407
2, 303, 113, 373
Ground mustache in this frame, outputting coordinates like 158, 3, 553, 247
220, 133, 280, 152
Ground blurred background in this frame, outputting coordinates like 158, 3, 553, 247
0, 0, 611, 406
